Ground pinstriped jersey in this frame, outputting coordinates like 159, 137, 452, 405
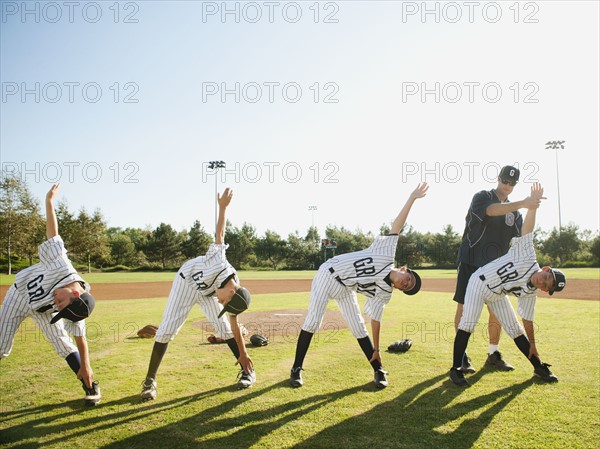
475, 232, 539, 320
178, 243, 237, 297
458, 190, 522, 267
328, 235, 398, 321
14, 236, 90, 312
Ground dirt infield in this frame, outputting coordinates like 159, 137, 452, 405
0, 278, 598, 304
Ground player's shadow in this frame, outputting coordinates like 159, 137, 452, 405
292, 372, 534, 449
0, 386, 230, 447
101, 380, 370, 449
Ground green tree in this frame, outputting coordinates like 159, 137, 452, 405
590, 235, 600, 266
146, 223, 182, 269
0, 176, 44, 273
256, 230, 287, 270
541, 224, 582, 266
109, 233, 136, 266
225, 221, 256, 269
182, 220, 213, 259
71, 208, 110, 272
429, 225, 461, 267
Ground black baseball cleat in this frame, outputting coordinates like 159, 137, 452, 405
449, 367, 469, 387
290, 367, 304, 388
374, 369, 388, 389
82, 381, 101, 406
237, 370, 256, 389
534, 363, 559, 383
485, 351, 515, 371
461, 354, 476, 374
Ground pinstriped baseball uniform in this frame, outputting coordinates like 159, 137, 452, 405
0, 236, 88, 359
459, 233, 539, 339
302, 235, 398, 338
155, 243, 236, 343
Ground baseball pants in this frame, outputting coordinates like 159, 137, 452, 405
0, 284, 81, 359
301, 264, 369, 339
155, 273, 234, 343
458, 277, 525, 339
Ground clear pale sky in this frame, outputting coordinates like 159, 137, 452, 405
1, 1, 598, 238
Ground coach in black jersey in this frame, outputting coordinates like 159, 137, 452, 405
453, 166, 541, 374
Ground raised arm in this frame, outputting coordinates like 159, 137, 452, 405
521, 182, 545, 235
390, 183, 428, 235
215, 187, 233, 244
487, 195, 541, 216
45, 183, 60, 239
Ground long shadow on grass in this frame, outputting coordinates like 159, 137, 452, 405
292, 372, 534, 449
0, 387, 230, 447
102, 380, 371, 449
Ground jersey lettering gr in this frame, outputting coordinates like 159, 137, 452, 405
178, 243, 237, 296
15, 236, 88, 311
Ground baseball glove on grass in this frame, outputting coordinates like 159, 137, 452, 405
207, 334, 226, 344
387, 339, 413, 353
137, 324, 158, 339
250, 334, 269, 347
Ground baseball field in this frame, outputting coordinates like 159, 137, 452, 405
0, 269, 598, 449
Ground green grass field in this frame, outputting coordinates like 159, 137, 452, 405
1, 267, 598, 286
1, 286, 598, 448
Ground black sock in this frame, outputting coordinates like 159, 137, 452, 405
357, 336, 382, 371
65, 352, 81, 375
292, 330, 314, 369
514, 335, 542, 368
146, 342, 169, 379
453, 330, 471, 368
225, 338, 240, 359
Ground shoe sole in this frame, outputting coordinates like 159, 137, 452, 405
534, 374, 558, 383
85, 399, 100, 406
290, 380, 303, 388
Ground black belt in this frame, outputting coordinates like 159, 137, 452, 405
479, 275, 486, 281
36, 304, 54, 313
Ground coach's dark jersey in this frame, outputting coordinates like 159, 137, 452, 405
457, 189, 522, 267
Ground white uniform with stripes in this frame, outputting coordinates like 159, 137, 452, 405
155, 243, 236, 343
458, 233, 539, 339
0, 236, 88, 358
302, 235, 399, 338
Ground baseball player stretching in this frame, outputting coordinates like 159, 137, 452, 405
454, 165, 542, 374
141, 188, 253, 400
450, 182, 566, 386
0, 183, 100, 406
290, 183, 428, 389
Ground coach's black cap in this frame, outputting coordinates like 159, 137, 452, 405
403, 269, 422, 296
218, 287, 251, 317
499, 165, 520, 184
50, 292, 95, 324
548, 268, 566, 295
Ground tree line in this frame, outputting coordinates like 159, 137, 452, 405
1, 177, 599, 274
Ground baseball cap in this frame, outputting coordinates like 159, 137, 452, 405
402, 269, 422, 296
548, 268, 566, 295
218, 287, 251, 317
499, 165, 520, 185
50, 292, 95, 324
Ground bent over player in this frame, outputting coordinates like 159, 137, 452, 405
290, 183, 428, 389
450, 182, 566, 386
454, 165, 542, 374
141, 188, 253, 400
0, 183, 101, 405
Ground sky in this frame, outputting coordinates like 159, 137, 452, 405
1, 0, 599, 239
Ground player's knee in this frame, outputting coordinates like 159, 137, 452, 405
458, 321, 476, 334
155, 333, 176, 344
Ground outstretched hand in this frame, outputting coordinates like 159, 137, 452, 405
410, 182, 429, 200
218, 187, 233, 209
524, 182, 546, 209
46, 183, 60, 203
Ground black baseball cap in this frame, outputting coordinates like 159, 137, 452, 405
548, 268, 566, 295
403, 269, 422, 296
499, 165, 520, 184
50, 292, 95, 324
218, 287, 251, 317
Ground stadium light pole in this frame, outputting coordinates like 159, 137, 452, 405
308, 205, 317, 228
545, 141, 564, 234
208, 161, 226, 239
